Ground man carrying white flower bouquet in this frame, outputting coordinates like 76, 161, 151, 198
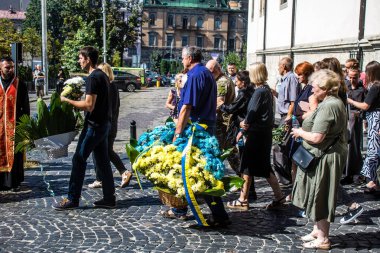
53, 46, 116, 210
164, 46, 230, 227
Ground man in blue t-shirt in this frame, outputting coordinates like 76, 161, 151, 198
54, 46, 115, 210
167, 46, 230, 227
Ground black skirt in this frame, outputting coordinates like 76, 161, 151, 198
240, 129, 273, 178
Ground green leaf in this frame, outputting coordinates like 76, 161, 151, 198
130, 138, 138, 147
202, 188, 225, 197
221, 176, 245, 192
125, 143, 140, 164
165, 117, 174, 123
153, 186, 172, 194
220, 148, 233, 161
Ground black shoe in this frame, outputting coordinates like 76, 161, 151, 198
206, 216, 231, 228
53, 198, 79, 211
340, 205, 364, 224
94, 198, 116, 209
340, 176, 353, 185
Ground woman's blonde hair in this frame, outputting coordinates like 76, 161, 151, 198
175, 73, 184, 88
249, 62, 268, 85
98, 63, 114, 82
309, 69, 340, 96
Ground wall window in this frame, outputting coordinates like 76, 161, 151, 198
167, 14, 174, 27
228, 38, 235, 51
166, 34, 174, 47
229, 17, 236, 29
149, 13, 156, 26
196, 36, 203, 48
214, 17, 221, 29
182, 36, 188, 47
196, 17, 203, 29
182, 17, 188, 29
149, 33, 157, 46
214, 37, 221, 49
280, 0, 288, 9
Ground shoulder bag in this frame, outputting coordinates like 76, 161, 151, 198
292, 135, 340, 172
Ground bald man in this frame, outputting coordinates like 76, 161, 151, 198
206, 60, 239, 172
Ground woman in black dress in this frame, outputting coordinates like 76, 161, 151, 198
227, 63, 285, 210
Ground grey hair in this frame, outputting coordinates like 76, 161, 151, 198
309, 69, 340, 96
182, 46, 202, 63
281, 57, 293, 71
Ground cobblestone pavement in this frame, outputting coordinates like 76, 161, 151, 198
1, 88, 380, 253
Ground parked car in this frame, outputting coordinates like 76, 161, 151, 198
146, 73, 171, 87
113, 70, 142, 92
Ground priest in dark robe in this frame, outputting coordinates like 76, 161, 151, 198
0, 56, 30, 191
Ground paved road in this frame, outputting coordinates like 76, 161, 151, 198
1, 87, 379, 252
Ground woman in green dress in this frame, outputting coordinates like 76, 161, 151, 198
291, 69, 347, 250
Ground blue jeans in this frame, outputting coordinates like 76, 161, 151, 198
172, 121, 229, 222
68, 121, 115, 203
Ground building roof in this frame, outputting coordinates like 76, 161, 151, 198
143, 0, 229, 9
0, 9, 26, 20
0, 0, 30, 12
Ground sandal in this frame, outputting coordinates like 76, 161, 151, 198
302, 239, 331, 250
160, 209, 188, 220
300, 233, 317, 242
120, 171, 132, 188
227, 199, 249, 210
266, 196, 287, 210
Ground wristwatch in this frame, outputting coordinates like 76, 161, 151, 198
175, 133, 181, 138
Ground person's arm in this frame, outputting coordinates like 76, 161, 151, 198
61, 94, 96, 112
165, 90, 175, 110
173, 104, 192, 142
301, 94, 318, 119
285, 102, 294, 121
217, 96, 225, 110
291, 128, 326, 144
271, 88, 278, 98
347, 98, 370, 111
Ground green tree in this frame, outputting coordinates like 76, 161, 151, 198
61, 19, 98, 72
23, 0, 142, 65
0, 19, 22, 56
160, 59, 170, 75
222, 51, 246, 71
150, 49, 161, 72
21, 27, 41, 65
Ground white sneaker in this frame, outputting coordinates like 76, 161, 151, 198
88, 180, 102, 188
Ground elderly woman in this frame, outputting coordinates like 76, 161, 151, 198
227, 63, 285, 210
287, 62, 318, 202
291, 69, 347, 250
347, 61, 380, 193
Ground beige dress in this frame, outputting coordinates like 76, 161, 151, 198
292, 96, 347, 222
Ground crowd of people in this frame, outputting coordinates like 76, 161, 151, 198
1, 45, 380, 250
165, 47, 380, 250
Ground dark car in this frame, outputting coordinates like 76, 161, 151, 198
146, 73, 170, 87
113, 70, 142, 92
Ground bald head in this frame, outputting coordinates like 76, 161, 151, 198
206, 59, 222, 79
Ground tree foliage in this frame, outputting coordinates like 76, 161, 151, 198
222, 51, 246, 72
61, 19, 99, 72
23, 0, 143, 67
0, 19, 21, 56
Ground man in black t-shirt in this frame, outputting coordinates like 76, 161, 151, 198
53, 46, 115, 210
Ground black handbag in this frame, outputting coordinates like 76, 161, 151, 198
292, 136, 340, 172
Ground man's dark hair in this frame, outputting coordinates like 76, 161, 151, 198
227, 62, 236, 66
79, 46, 99, 66
281, 57, 293, 71
1, 56, 14, 63
183, 46, 202, 63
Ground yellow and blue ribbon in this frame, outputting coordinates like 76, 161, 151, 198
181, 123, 209, 227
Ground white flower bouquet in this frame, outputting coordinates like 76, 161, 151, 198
61, 77, 84, 100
